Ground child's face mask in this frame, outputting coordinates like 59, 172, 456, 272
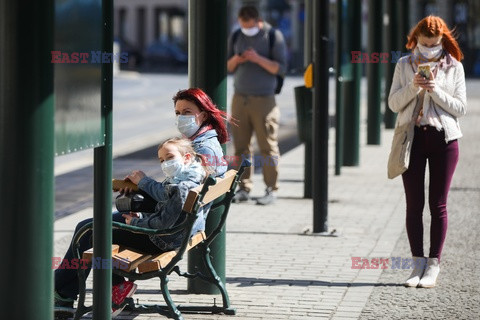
161, 158, 185, 179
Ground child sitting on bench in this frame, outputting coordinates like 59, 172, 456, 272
54, 137, 211, 318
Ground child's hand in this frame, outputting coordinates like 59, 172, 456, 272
126, 170, 146, 185
113, 179, 138, 194
122, 212, 140, 225
118, 186, 133, 195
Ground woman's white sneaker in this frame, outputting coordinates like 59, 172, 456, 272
404, 256, 427, 287
418, 258, 440, 288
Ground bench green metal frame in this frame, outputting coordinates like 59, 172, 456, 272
70, 160, 250, 320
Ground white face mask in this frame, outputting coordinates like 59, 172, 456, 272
175, 115, 201, 138
241, 26, 260, 37
417, 43, 443, 60
161, 159, 184, 179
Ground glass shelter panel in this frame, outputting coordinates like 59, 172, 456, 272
54, 0, 103, 155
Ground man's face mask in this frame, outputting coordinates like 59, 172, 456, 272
241, 26, 260, 37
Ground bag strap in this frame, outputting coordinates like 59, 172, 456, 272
410, 93, 424, 124
268, 28, 275, 60
231, 29, 241, 49
408, 58, 424, 123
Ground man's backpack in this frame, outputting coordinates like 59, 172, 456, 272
231, 28, 284, 94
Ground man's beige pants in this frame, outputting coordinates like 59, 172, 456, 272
231, 93, 280, 192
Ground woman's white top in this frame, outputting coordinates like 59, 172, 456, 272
388, 53, 467, 143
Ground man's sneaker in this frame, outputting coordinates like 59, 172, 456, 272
112, 280, 137, 318
256, 188, 277, 205
54, 290, 75, 317
233, 189, 250, 203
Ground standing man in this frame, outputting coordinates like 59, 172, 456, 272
227, 5, 287, 205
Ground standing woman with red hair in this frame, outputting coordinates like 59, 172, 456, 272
388, 16, 467, 288
172, 88, 229, 177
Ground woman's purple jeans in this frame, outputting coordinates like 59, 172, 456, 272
402, 125, 459, 261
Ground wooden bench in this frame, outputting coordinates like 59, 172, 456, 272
82, 229, 207, 273
70, 161, 249, 320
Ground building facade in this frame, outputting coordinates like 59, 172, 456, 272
113, 0, 479, 76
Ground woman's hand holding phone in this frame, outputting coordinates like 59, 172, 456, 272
414, 69, 436, 93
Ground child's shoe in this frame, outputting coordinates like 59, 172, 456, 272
112, 280, 137, 318
54, 290, 75, 318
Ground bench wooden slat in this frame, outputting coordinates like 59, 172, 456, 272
82, 244, 120, 262
137, 251, 177, 274
81, 232, 206, 274
83, 245, 152, 272
112, 250, 152, 272
137, 231, 206, 274
183, 170, 237, 213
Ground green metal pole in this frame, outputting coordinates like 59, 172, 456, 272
92, 0, 113, 317
304, 0, 313, 69
367, 0, 384, 145
294, 85, 313, 198
312, 0, 330, 233
335, 0, 345, 175
400, 0, 410, 41
0, 0, 54, 319
304, 141, 313, 198
384, 0, 398, 129
342, 0, 361, 166
303, 0, 313, 197
187, 0, 228, 294
337, 0, 362, 172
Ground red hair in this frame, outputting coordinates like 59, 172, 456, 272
406, 15, 463, 61
173, 88, 229, 144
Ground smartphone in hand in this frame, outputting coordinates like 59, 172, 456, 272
418, 63, 431, 80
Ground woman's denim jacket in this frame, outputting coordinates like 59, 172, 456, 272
192, 129, 227, 177
192, 129, 228, 231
